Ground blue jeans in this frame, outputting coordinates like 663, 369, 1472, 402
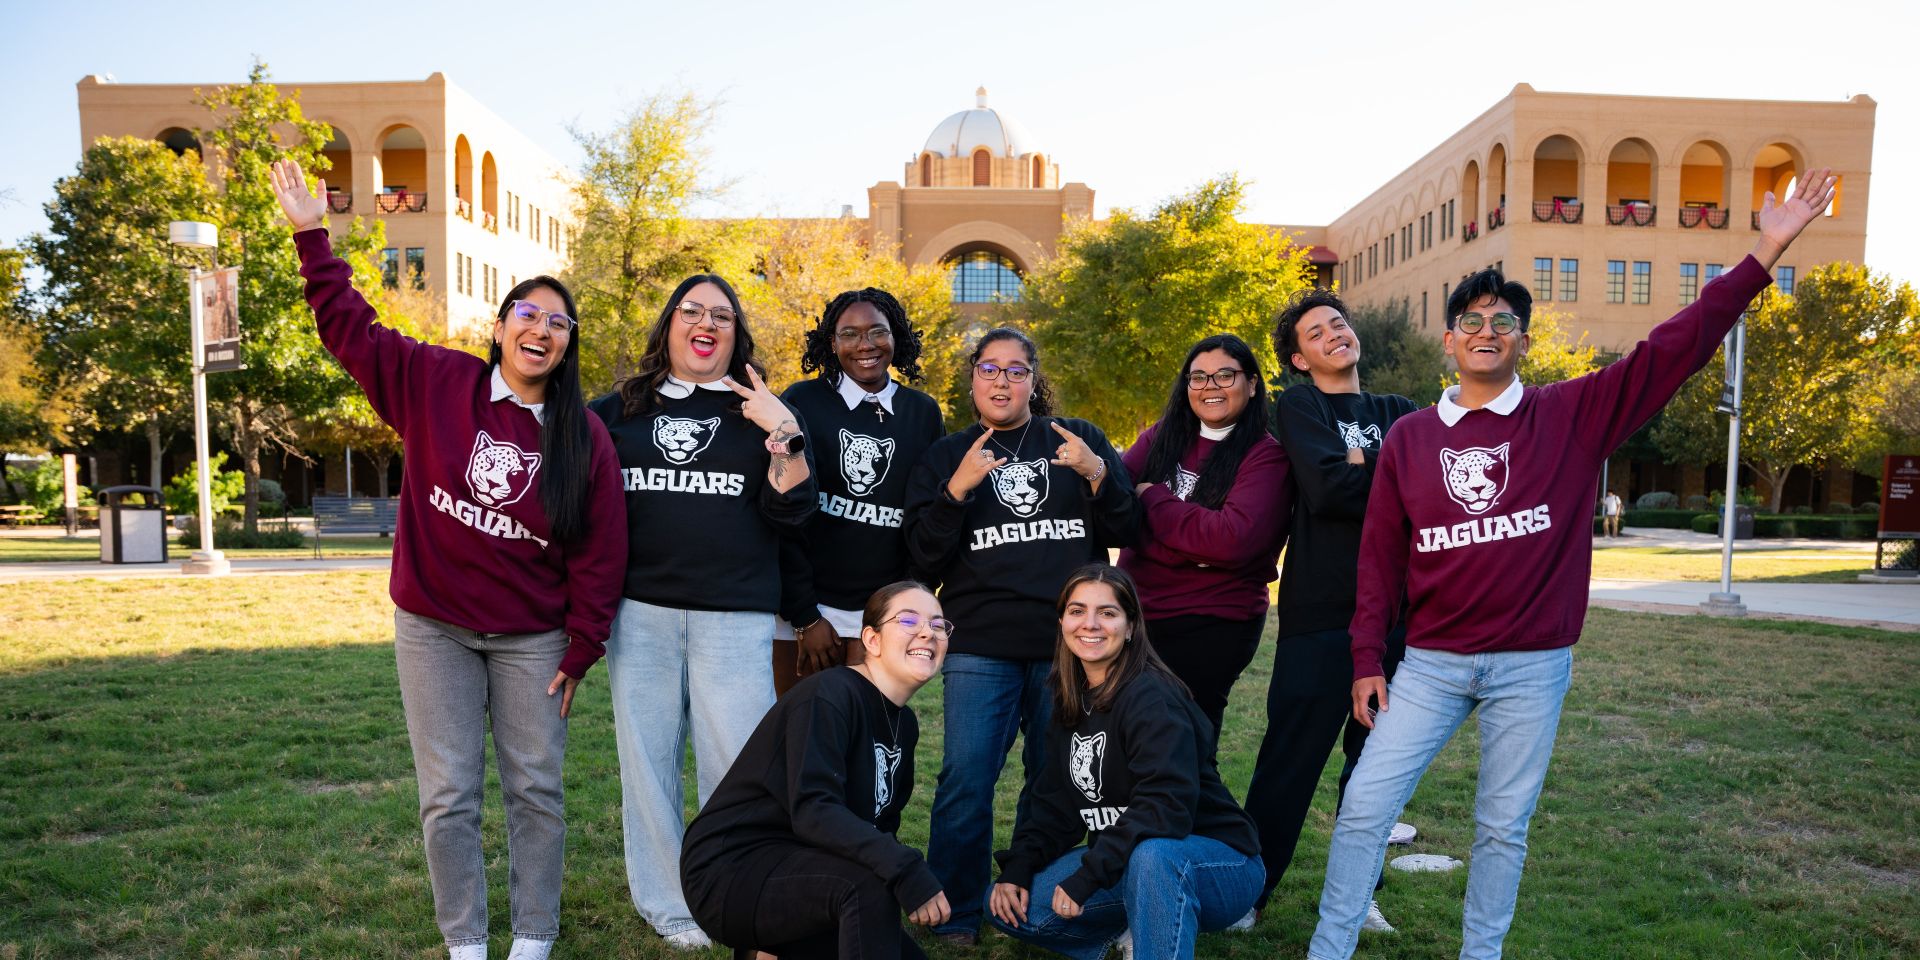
1310, 646, 1574, 960
604, 599, 775, 937
925, 652, 1054, 935
988, 838, 1265, 960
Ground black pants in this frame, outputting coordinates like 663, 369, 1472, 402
689, 843, 928, 960
1148, 613, 1267, 749
1243, 624, 1407, 907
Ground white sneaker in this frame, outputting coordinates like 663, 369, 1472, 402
1361, 899, 1396, 933
449, 945, 487, 960
1388, 821, 1418, 845
1109, 928, 1134, 960
1227, 908, 1256, 931
662, 928, 713, 951
507, 938, 554, 960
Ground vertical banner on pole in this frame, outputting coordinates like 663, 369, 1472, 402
195, 266, 244, 373
62, 453, 79, 535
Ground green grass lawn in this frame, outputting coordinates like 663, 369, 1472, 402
2, 574, 1914, 959
0, 533, 396, 564
1589, 546, 1874, 583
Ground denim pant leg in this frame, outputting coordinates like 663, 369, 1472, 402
927, 653, 1037, 935
604, 599, 700, 936
1016, 659, 1056, 831
477, 626, 570, 942
1459, 647, 1573, 960
392, 610, 492, 948
1122, 836, 1266, 960
685, 608, 776, 806
1309, 648, 1476, 960
985, 848, 1126, 960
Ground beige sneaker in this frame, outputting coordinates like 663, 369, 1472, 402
1362, 899, 1396, 933
662, 928, 713, 951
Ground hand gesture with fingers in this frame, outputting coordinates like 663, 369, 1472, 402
1352, 675, 1388, 729
547, 670, 580, 718
908, 891, 951, 927
1753, 166, 1837, 267
1049, 422, 1105, 487
989, 883, 1029, 927
268, 159, 327, 233
723, 366, 796, 436
1051, 886, 1083, 920
947, 430, 1007, 501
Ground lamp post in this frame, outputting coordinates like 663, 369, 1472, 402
169, 220, 231, 576
1703, 320, 1746, 616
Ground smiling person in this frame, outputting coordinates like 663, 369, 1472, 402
1118, 334, 1290, 747
987, 564, 1263, 960
903, 327, 1139, 944
588, 274, 815, 950
772, 289, 945, 696
682, 582, 952, 960
1309, 170, 1838, 960
270, 160, 626, 960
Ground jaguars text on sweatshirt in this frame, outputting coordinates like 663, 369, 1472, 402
1118, 422, 1291, 622
1350, 256, 1773, 679
680, 666, 939, 918
993, 669, 1260, 905
903, 417, 1138, 661
590, 387, 814, 614
294, 229, 627, 678
777, 376, 945, 624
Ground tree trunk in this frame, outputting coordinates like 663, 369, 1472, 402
146, 416, 165, 489
1750, 460, 1790, 514
371, 451, 392, 499
234, 401, 263, 535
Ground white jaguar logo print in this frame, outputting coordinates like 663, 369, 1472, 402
1068, 731, 1106, 803
465, 431, 542, 508
1439, 443, 1510, 515
1168, 465, 1199, 501
989, 459, 1051, 518
873, 743, 903, 817
838, 428, 896, 497
1338, 420, 1383, 450
652, 416, 720, 464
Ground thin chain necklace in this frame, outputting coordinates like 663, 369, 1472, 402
985, 415, 1037, 459
854, 664, 903, 745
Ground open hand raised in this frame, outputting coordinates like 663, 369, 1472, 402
268, 159, 328, 233
1753, 166, 1836, 267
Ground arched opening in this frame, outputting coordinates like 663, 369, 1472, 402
376, 125, 428, 212
156, 127, 201, 157
1530, 135, 1583, 223
972, 148, 992, 187
1486, 143, 1508, 228
919, 152, 932, 188
317, 125, 352, 213
1678, 140, 1731, 229
1751, 142, 1802, 225
945, 247, 1023, 303
1031, 154, 1045, 188
1606, 138, 1658, 226
454, 135, 474, 220
481, 152, 499, 231
1461, 159, 1481, 241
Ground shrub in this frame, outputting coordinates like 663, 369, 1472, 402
1623, 509, 1706, 529
16, 459, 96, 519
1690, 513, 1720, 534
164, 453, 245, 518
1791, 504, 1814, 515
179, 519, 306, 549
1826, 502, 1853, 515
1636, 491, 1679, 509
1859, 500, 1879, 514
257, 478, 288, 518
1684, 495, 1711, 511
1752, 515, 1875, 539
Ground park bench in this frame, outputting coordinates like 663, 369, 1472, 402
0, 505, 46, 526
311, 496, 399, 557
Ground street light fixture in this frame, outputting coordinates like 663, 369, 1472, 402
169, 220, 230, 576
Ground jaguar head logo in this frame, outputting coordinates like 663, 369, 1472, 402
1338, 420, 1383, 450
989, 459, 1051, 518
839, 428, 896, 497
1068, 731, 1106, 803
873, 743, 902, 817
652, 416, 720, 465
1439, 443, 1510, 515
1168, 465, 1199, 501
465, 431, 541, 508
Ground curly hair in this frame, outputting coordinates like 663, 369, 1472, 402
968, 326, 1054, 418
1271, 288, 1352, 372
799, 287, 924, 385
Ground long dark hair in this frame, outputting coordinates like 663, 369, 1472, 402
1139, 334, 1271, 510
967, 326, 1054, 418
490, 276, 590, 545
801, 287, 925, 385
1050, 564, 1190, 722
614, 274, 762, 418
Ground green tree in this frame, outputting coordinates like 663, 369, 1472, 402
1322, 297, 1448, 406
1016, 176, 1313, 444
1517, 306, 1601, 385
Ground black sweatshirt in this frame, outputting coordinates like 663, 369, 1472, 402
777, 377, 946, 624
590, 388, 814, 613
903, 417, 1138, 660
1272, 384, 1417, 638
680, 666, 940, 915
994, 669, 1260, 905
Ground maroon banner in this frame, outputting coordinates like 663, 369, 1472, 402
1882, 455, 1920, 537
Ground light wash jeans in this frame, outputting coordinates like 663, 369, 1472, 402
1309, 645, 1574, 960
604, 598, 775, 937
392, 609, 569, 948
988, 837, 1265, 960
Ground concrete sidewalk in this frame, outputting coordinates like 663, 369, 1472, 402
0, 556, 390, 583
1589, 578, 1919, 631
1596, 526, 1873, 553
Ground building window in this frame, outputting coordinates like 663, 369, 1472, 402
1533, 258, 1554, 301
972, 149, 991, 187
405, 247, 426, 291
1705, 263, 1725, 284
1442, 282, 1450, 318
1560, 259, 1578, 301
920, 153, 932, 187
1679, 262, 1699, 305
1422, 290, 1429, 328
380, 248, 399, 290
948, 250, 1021, 302
1032, 155, 1044, 186
1386, 235, 1394, 268
1776, 265, 1795, 295
1607, 260, 1626, 303
1632, 260, 1651, 304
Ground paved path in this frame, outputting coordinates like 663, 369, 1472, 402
0, 556, 390, 583
1589, 578, 1919, 631
1597, 526, 1873, 552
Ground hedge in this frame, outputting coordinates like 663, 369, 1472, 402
1689, 514, 1877, 539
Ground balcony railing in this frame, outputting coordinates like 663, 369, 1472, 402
374, 191, 427, 214
483, 211, 498, 233
1487, 205, 1506, 230
1751, 210, 1761, 230
457, 197, 472, 220
326, 191, 352, 214
1678, 206, 1729, 230
1532, 199, 1583, 224
1606, 203, 1656, 227
1463, 220, 1479, 242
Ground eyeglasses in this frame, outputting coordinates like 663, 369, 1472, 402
880, 611, 956, 639
1186, 369, 1245, 390
835, 326, 894, 346
973, 362, 1032, 384
676, 300, 737, 328
508, 300, 576, 334
1453, 311, 1521, 335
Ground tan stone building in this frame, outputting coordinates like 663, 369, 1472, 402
76, 72, 573, 337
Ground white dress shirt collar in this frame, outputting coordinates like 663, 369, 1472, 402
1436, 376, 1524, 427
837, 374, 899, 413
657, 374, 737, 400
489, 365, 545, 424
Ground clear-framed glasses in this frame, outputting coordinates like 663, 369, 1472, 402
973, 361, 1032, 384
881, 611, 956, 639
1186, 368, 1245, 390
1454, 311, 1521, 335
508, 300, 576, 334
835, 326, 894, 346
676, 300, 738, 328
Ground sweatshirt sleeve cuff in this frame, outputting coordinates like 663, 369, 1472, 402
994, 858, 1036, 891
1057, 869, 1099, 907
892, 862, 944, 912
1351, 641, 1385, 681
292, 227, 332, 260
557, 636, 605, 679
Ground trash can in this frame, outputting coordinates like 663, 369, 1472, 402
1731, 504, 1755, 540
100, 485, 168, 564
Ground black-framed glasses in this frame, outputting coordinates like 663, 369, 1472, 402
1186, 369, 1245, 390
677, 300, 737, 328
881, 611, 956, 639
1454, 311, 1521, 335
835, 326, 894, 346
508, 300, 576, 334
973, 362, 1031, 384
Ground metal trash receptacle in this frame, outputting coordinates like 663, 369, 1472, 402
100, 485, 168, 564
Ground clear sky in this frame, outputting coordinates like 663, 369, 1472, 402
3, 0, 1914, 287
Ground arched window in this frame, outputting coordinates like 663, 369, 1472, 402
156, 127, 201, 157
376, 125, 429, 212
454, 135, 474, 219
947, 250, 1022, 302
1031, 155, 1044, 187
919, 152, 932, 187
972, 149, 991, 187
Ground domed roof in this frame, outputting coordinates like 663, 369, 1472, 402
922, 87, 1041, 159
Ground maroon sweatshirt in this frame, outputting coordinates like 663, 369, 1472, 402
1350, 255, 1772, 679
1119, 422, 1291, 621
295, 229, 628, 678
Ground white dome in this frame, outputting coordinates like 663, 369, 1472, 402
921, 87, 1041, 159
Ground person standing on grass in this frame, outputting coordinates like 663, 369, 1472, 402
904, 327, 1139, 945
589, 274, 815, 951
1243, 289, 1417, 934
988, 564, 1264, 960
1309, 169, 1837, 960
1602, 489, 1624, 538
682, 581, 953, 959
772, 289, 945, 696
270, 159, 627, 960
1117, 334, 1290, 745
